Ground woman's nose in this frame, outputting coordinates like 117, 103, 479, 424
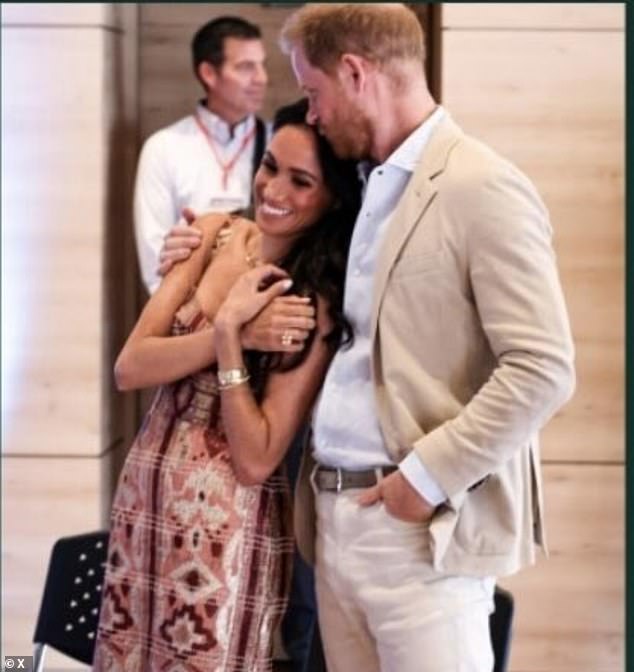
263, 178, 284, 202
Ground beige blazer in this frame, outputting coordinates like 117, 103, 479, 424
295, 114, 575, 578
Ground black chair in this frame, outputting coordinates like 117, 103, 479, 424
33, 531, 109, 672
491, 585, 514, 672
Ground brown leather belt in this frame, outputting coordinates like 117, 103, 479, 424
311, 465, 398, 493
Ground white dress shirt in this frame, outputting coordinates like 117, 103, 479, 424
134, 103, 266, 293
312, 106, 447, 506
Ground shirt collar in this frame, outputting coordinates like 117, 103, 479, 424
357, 161, 375, 187
195, 100, 255, 144
385, 105, 445, 172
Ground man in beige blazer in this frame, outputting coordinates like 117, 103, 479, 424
281, 4, 575, 672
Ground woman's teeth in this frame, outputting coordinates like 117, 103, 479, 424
261, 202, 292, 217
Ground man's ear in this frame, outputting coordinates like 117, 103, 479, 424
338, 53, 369, 94
198, 61, 219, 90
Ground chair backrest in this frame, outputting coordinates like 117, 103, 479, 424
491, 585, 514, 672
33, 530, 109, 664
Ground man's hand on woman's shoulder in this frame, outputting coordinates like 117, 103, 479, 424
158, 207, 202, 277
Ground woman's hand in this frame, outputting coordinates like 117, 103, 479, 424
215, 265, 293, 334
242, 295, 316, 353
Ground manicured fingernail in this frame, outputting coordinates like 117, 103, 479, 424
282, 279, 293, 290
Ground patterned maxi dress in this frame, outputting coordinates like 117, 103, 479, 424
93, 290, 294, 672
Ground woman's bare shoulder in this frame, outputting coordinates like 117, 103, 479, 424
192, 212, 231, 236
231, 215, 258, 236
193, 213, 257, 241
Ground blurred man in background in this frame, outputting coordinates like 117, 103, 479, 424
135, 16, 267, 295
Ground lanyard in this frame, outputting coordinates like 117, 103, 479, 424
194, 111, 256, 190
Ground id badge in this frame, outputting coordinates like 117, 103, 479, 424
207, 194, 247, 213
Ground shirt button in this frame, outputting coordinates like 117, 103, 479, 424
354, 269, 361, 277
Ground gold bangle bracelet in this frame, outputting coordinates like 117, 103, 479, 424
218, 375, 251, 391
217, 367, 250, 391
217, 367, 249, 387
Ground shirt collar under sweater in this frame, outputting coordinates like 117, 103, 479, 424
195, 100, 256, 145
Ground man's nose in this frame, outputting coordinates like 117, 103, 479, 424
254, 64, 268, 86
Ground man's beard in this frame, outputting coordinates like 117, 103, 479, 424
322, 102, 371, 161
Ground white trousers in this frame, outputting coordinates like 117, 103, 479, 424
314, 490, 495, 672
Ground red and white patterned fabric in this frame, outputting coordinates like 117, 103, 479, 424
93, 292, 293, 672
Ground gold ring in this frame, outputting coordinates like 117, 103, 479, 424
281, 330, 293, 346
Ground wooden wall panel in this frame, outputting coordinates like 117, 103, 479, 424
2, 28, 107, 458
2, 12, 139, 460
1, 4, 139, 666
499, 465, 624, 672
442, 7, 625, 672
442, 3, 624, 30
1, 457, 106, 669
0, 2, 122, 27
442, 29, 624, 464
543, 342, 623, 464
139, 3, 301, 140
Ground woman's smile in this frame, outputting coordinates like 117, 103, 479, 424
259, 200, 294, 218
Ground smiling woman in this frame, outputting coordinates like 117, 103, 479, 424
92, 98, 361, 672
254, 125, 336, 255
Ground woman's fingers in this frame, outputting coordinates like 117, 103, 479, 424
277, 336, 306, 353
249, 264, 290, 289
283, 327, 312, 341
220, 266, 291, 327
278, 298, 315, 313
265, 293, 317, 350
258, 276, 294, 303
240, 291, 316, 351
274, 314, 317, 331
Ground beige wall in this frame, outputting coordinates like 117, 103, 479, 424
1, 3, 139, 666
442, 4, 625, 671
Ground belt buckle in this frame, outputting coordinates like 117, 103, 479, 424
334, 467, 343, 494
309, 464, 319, 495
311, 465, 344, 494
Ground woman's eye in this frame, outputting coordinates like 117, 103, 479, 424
261, 159, 276, 172
292, 178, 311, 188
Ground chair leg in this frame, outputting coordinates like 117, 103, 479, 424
33, 642, 47, 672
